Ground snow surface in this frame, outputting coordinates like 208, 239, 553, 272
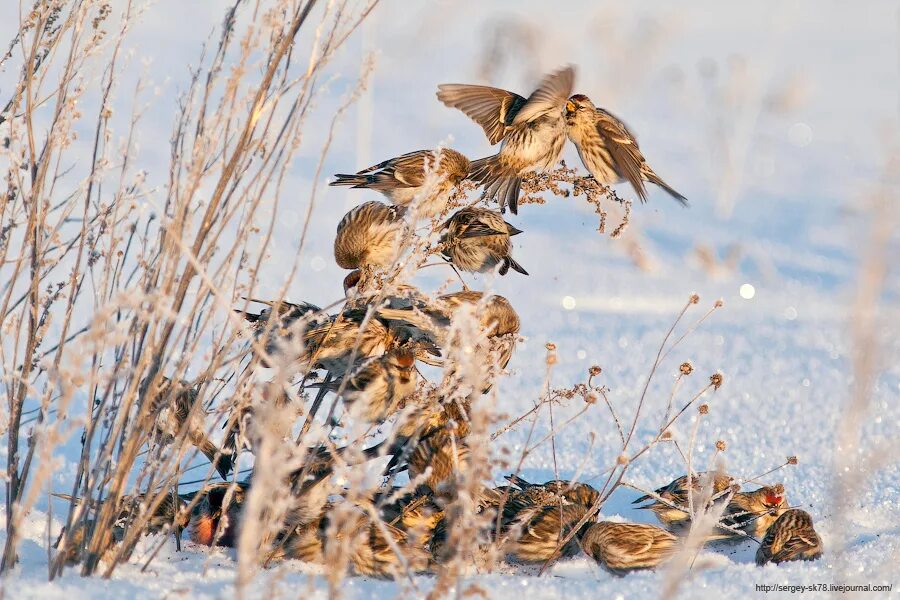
1, 0, 898, 598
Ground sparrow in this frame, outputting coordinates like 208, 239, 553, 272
755, 508, 823, 565
578, 521, 679, 576
236, 299, 326, 366
334, 201, 406, 270
437, 66, 575, 214
440, 207, 527, 275
283, 504, 430, 578
564, 94, 687, 205
376, 491, 444, 549
504, 475, 600, 511
407, 427, 470, 498
331, 148, 470, 218
719, 483, 788, 539
504, 503, 592, 563
146, 378, 233, 479
313, 349, 418, 424
186, 481, 249, 547
632, 471, 735, 533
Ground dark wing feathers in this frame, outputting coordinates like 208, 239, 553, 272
595, 109, 648, 201
436, 84, 528, 145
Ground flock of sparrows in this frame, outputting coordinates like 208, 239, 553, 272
53, 67, 823, 579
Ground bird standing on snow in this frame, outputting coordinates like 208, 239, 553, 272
720, 483, 789, 539
578, 521, 679, 576
564, 94, 688, 205
755, 508, 823, 565
632, 471, 735, 533
437, 66, 575, 214
440, 207, 527, 275
330, 149, 470, 218
334, 201, 406, 270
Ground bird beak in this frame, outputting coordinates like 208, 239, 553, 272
565, 101, 576, 115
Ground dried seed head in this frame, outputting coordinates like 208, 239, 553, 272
715, 440, 727, 451
714, 298, 724, 308
585, 391, 598, 404
787, 455, 798, 465
710, 373, 724, 389
690, 293, 700, 304
660, 430, 673, 440
589, 365, 602, 377
616, 454, 629, 465
699, 403, 709, 414
545, 342, 557, 352
679, 362, 693, 375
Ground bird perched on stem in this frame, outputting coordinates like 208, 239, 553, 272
146, 378, 233, 479
438, 66, 575, 214
564, 94, 687, 205
578, 521, 679, 576
330, 149, 470, 218
311, 349, 418, 424
504, 474, 600, 511
440, 207, 527, 275
719, 483, 788, 539
632, 471, 735, 533
334, 201, 406, 270
755, 508, 823, 565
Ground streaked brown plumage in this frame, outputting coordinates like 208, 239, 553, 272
441, 207, 527, 275
720, 483, 789, 539
331, 148, 470, 218
407, 428, 470, 497
504, 475, 600, 511
564, 94, 687, 205
377, 491, 444, 549
334, 201, 406, 270
755, 509, 823, 565
633, 471, 735, 532
147, 378, 232, 479
318, 349, 418, 424
283, 504, 430, 578
504, 503, 591, 563
438, 66, 575, 214
578, 521, 679, 576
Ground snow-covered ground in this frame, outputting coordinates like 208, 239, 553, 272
1, 1, 898, 598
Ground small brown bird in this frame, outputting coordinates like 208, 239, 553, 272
316, 349, 418, 424
578, 521, 679, 576
334, 201, 406, 270
236, 299, 326, 366
299, 309, 397, 376
407, 428, 470, 497
376, 491, 444, 549
633, 471, 735, 533
441, 207, 527, 275
331, 149, 470, 218
564, 94, 687, 205
283, 504, 430, 578
186, 482, 249, 547
720, 483, 789, 539
146, 378, 233, 479
504, 475, 600, 511
438, 66, 575, 214
504, 503, 591, 563
755, 508, 823, 565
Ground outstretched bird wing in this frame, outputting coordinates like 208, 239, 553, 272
511, 65, 576, 126
437, 84, 528, 145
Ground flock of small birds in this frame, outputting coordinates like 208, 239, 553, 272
55, 66, 823, 579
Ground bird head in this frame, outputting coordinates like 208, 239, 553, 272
565, 94, 594, 119
762, 483, 786, 508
